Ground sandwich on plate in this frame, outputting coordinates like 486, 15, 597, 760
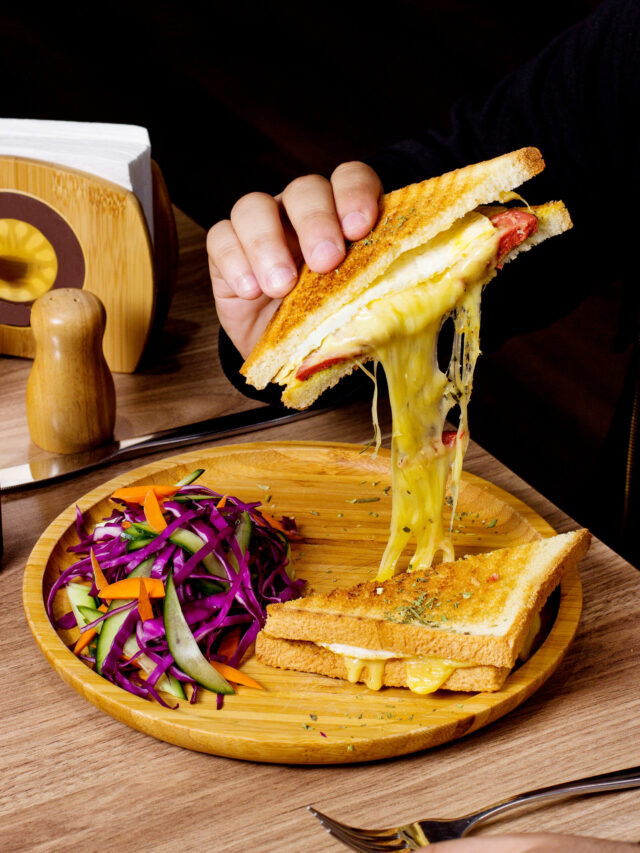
255, 529, 590, 694
242, 148, 573, 579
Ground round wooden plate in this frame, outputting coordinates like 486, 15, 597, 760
23, 441, 582, 764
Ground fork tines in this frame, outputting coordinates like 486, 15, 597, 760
307, 806, 408, 852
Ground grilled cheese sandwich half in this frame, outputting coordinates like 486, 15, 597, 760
242, 149, 573, 576
256, 530, 590, 695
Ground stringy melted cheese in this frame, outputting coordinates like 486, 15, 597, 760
291, 210, 502, 579
319, 643, 474, 693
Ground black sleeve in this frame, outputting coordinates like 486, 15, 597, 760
363, 0, 640, 351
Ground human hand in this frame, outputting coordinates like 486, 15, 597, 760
207, 161, 383, 359
430, 832, 638, 852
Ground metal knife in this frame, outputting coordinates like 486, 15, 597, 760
0, 405, 325, 494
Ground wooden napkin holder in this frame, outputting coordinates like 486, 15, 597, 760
0, 156, 177, 373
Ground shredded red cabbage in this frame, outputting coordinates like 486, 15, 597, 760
47, 475, 304, 707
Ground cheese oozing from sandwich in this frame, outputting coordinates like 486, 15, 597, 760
285, 209, 535, 578
319, 642, 474, 692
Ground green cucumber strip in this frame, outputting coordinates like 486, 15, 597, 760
121, 636, 186, 700
173, 469, 205, 488
66, 582, 98, 627
172, 493, 221, 502
127, 538, 154, 552
95, 558, 154, 675
164, 571, 233, 695
229, 512, 252, 572
77, 605, 105, 632
127, 523, 226, 579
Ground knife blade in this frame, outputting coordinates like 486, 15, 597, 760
0, 404, 326, 494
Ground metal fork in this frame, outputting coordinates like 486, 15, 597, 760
308, 765, 640, 851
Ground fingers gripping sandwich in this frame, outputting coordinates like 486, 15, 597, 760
256, 530, 590, 694
242, 149, 572, 578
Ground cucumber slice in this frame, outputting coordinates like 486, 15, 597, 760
77, 605, 105, 631
66, 582, 98, 627
172, 493, 220, 502
229, 512, 252, 572
95, 558, 154, 675
121, 636, 186, 700
126, 538, 154, 552
164, 571, 233, 695
129, 522, 227, 579
172, 469, 205, 488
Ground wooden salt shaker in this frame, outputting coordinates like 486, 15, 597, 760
26, 289, 116, 454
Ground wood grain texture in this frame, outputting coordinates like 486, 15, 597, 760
23, 441, 581, 764
1, 212, 639, 852
0, 156, 158, 372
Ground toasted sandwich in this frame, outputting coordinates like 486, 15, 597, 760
242, 149, 573, 578
255, 529, 590, 694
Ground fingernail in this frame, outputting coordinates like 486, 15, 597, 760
341, 211, 368, 236
267, 266, 297, 295
237, 274, 260, 297
309, 240, 342, 269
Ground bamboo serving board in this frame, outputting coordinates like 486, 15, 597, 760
23, 441, 582, 764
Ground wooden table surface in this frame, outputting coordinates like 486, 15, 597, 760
1, 211, 639, 852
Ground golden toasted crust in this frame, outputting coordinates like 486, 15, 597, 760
242, 147, 546, 392
260, 530, 590, 668
275, 199, 571, 410
255, 633, 511, 692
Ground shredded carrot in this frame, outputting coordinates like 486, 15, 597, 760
137, 577, 154, 621
90, 548, 109, 593
99, 577, 165, 600
256, 511, 302, 540
73, 603, 108, 655
73, 629, 96, 655
210, 661, 264, 690
122, 520, 131, 529
111, 485, 179, 505
217, 495, 227, 509
217, 626, 241, 660
144, 488, 167, 533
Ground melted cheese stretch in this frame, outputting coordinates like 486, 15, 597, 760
347, 213, 499, 578
319, 642, 474, 693
287, 210, 502, 578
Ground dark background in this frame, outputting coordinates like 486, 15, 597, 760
3, 1, 632, 559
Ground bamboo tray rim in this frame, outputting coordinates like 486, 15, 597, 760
23, 441, 582, 764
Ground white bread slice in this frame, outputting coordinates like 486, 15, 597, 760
256, 530, 590, 675
242, 148, 572, 408
256, 633, 511, 693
